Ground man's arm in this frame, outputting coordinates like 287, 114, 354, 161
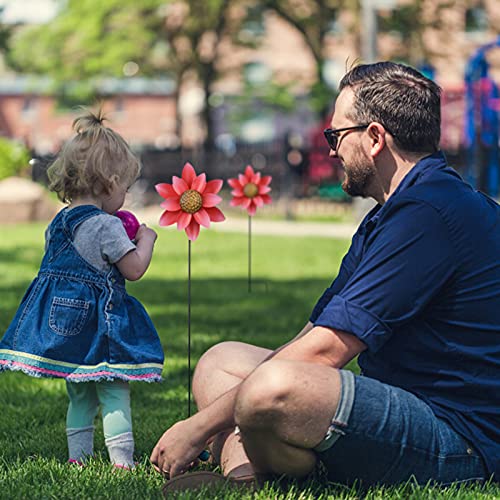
150, 324, 365, 476
274, 325, 366, 367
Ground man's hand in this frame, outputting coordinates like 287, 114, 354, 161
150, 419, 207, 478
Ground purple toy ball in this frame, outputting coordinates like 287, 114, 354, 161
115, 210, 140, 240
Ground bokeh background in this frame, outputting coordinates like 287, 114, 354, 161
0, 0, 499, 217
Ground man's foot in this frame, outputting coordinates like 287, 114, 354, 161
162, 470, 260, 495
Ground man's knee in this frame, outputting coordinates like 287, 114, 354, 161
234, 360, 296, 431
194, 342, 233, 381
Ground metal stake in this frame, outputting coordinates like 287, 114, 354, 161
188, 239, 192, 417
248, 215, 252, 292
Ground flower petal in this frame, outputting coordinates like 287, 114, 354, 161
245, 165, 255, 179
230, 197, 245, 206
202, 193, 222, 207
258, 185, 271, 194
242, 198, 252, 209
231, 188, 244, 197
155, 183, 176, 199
238, 173, 248, 186
161, 198, 181, 211
182, 162, 197, 186
252, 171, 261, 184
185, 219, 200, 241
247, 203, 257, 216
172, 176, 189, 195
192, 173, 207, 193
253, 195, 264, 207
261, 194, 272, 204
177, 211, 192, 230
204, 179, 223, 194
261, 175, 272, 186
227, 178, 241, 189
159, 210, 181, 226
193, 207, 210, 228
205, 206, 225, 222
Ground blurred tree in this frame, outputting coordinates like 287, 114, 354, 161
368, 0, 452, 69
262, 0, 343, 118
6, 0, 256, 149
0, 7, 12, 55
377, 1, 428, 65
156, 0, 234, 148
7, 0, 163, 105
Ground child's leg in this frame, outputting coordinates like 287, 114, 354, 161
96, 380, 134, 468
66, 381, 99, 463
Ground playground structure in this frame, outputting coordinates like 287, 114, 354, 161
464, 35, 500, 198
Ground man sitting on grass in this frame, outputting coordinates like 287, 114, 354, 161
151, 61, 499, 493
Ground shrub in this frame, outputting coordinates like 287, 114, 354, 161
0, 137, 30, 181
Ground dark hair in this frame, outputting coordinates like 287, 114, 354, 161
339, 61, 441, 154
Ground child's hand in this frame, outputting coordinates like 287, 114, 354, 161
135, 224, 157, 244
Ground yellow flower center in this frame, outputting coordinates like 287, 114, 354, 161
180, 189, 203, 214
243, 183, 259, 198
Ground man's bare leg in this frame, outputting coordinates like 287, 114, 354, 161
234, 358, 342, 477
192, 341, 270, 477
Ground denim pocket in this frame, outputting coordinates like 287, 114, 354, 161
49, 297, 90, 336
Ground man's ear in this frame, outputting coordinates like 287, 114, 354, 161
367, 123, 386, 158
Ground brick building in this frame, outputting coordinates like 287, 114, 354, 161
0, 0, 498, 158
0, 77, 177, 153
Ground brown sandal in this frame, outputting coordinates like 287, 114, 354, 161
162, 470, 259, 495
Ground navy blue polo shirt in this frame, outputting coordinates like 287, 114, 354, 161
310, 152, 500, 479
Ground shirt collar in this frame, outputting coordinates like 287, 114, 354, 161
390, 150, 448, 198
361, 151, 448, 232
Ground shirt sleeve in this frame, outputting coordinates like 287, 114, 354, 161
314, 198, 457, 352
309, 205, 381, 323
309, 227, 365, 322
100, 215, 137, 264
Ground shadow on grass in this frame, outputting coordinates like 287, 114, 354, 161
1, 276, 329, 360
0, 275, 334, 464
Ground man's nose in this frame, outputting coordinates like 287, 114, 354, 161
329, 149, 338, 158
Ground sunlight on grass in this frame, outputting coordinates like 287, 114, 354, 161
0, 222, 498, 499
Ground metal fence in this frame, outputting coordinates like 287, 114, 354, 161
31, 142, 310, 202
30, 142, 470, 206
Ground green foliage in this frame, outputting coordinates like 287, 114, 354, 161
7, 0, 166, 104
0, 6, 13, 54
378, 4, 421, 38
263, 0, 342, 117
6, 0, 250, 140
227, 78, 296, 132
310, 80, 336, 118
0, 137, 30, 181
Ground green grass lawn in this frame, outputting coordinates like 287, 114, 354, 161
0, 223, 498, 499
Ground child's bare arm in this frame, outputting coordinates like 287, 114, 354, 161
116, 224, 157, 281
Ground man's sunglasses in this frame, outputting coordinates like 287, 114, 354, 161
323, 125, 369, 151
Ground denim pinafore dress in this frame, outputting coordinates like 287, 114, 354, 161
0, 205, 164, 382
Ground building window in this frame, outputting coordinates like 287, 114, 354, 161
115, 97, 124, 113
465, 4, 488, 33
21, 97, 36, 121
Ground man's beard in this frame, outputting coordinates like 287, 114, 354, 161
341, 153, 375, 198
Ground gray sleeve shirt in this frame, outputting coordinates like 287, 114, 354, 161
73, 214, 136, 272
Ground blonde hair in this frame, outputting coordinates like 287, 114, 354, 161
47, 108, 141, 203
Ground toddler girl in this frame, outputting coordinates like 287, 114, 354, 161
0, 110, 164, 469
